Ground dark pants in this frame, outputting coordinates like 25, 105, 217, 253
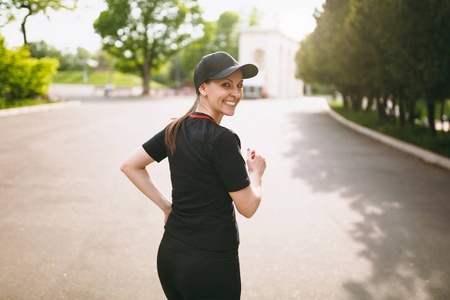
157, 232, 241, 300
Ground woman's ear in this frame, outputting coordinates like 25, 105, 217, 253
198, 83, 207, 96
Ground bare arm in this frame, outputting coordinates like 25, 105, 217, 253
120, 147, 172, 223
230, 148, 266, 218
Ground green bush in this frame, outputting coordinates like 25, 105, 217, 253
0, 35, 59, 106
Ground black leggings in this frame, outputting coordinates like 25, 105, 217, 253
157, 232, 241, 300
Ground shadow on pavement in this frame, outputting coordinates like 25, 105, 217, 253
284, 109, 450, 299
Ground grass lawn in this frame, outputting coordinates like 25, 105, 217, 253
2, 71, 167, 110
329, 101, 450, 158
52, 70, 167, 89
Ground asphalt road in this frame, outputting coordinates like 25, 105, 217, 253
1, 95, 449, 300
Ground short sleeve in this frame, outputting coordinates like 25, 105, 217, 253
212, 130, 250, 192
142, 129, 168, 162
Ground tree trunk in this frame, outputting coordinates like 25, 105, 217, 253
407, 99, 416, 124
342, 92, 349, 108
426, 100, 436, 136
377, 96, 387, 121
141, 33, 151, 96
21, 7, 33, 45
352, 93, 362, 112
399, 96, 405, 126
142, 62, 150, 96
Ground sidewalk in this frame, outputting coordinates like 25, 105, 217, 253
0, 101, 81, 118
48, 83, 194, 100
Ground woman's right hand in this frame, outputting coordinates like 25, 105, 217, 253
246, 148, 266, 183
229, 148, 266, 218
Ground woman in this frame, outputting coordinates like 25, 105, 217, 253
120, 51, 266, 299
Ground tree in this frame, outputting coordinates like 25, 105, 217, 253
178, 21, 217, 85
28, 40, 62, 59
214, 11, 239, 58
171, 11, 241, 88
94, 0, 203, 96
298, 0, 450, 136
0, 0, 77, 45
248, 7, 263, 26
347, 0, 450, 134
297, 0, 364, 108
406, 0, 450, 136
28, 40, 93, 71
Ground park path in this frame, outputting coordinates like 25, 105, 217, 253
1, 96, 449, 300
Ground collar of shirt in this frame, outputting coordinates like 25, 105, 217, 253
189, 112, 217, 124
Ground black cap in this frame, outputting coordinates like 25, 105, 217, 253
194, 51, 258, 91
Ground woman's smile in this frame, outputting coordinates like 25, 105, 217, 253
224, 100, 237, 106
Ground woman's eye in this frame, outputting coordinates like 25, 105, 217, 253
238, 84, 243, 89
222, 83, 230, 87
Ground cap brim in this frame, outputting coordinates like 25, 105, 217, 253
209, 63, 258, 81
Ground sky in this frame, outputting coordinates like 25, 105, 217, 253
0, 0, 325, 53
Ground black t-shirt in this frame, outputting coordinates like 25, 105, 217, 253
142, 112, 250, 251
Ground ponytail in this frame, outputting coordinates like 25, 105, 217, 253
165, 96, 200, 155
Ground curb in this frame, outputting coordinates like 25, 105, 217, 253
322, 102, 450, 171
0, 101, 81, 118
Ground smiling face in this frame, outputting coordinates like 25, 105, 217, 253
197, 70, 244, 124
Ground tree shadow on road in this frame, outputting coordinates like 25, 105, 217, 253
285, 110, 450, 299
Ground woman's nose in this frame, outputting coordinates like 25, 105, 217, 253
231, 86, 242, 98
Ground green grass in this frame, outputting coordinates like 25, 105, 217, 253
2, 70, 167, 110
329, 101, 450, 158
0, 98, 55, 110
415, 99, 450, 120
52, 70, 167, 89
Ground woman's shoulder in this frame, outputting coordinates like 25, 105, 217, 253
207, 122, 236, 138
211, 125, 241, 147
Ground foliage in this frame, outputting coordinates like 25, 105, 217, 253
0, 35, 59, 104
248, 7, 263, 27
0, 0, 77, 45
94, 0, 203, 95
169, 21, 216, 87
214, 11, 239, 58
29, 40, 93, 71
296, 0, 450, 136
172, 11, 241, 88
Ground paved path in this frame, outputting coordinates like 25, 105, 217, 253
1, 97, 449, 300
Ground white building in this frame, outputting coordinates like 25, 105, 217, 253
239, 27, 304, 99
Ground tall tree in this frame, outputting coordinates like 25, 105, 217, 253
297, 0, 364, 108
175, 11, 241, 87
180, 21, 217, 81
347, 0, 450, 134
94, 0, 202, 96
0, 0, 77, 45
214, 11, 239, 58
406, 0, 450, 136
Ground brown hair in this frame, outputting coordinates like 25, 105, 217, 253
164, 95, 200, 155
